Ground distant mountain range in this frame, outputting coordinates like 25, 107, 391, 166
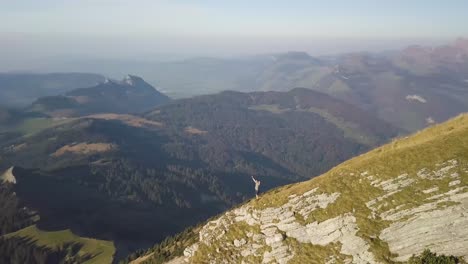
0, 88, 398, 260
252, 38, 468, 132
2, 39, 468, 132
137, 38, 468, 132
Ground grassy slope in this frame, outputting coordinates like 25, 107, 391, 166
248, 104, 380, 146
0, 117, 73, 136
5, 225, 115, 264
142, 113, 468, 263
16, 118, 72, 136
256, 113, 468, 208
249, 113, 468, 262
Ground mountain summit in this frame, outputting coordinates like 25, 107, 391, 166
29, 75, 170, 117
134, 113, 468, 264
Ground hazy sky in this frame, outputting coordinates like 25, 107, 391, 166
1, 0, 468, 69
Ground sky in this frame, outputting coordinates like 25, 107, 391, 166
1, 0, 468, 70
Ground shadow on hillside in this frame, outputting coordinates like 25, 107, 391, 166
0, 236, 93, 264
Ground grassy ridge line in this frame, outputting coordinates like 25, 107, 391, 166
246, 113, 468, 262
255, 113, 468, 208
140, 113, 468, 263
5, 225, 115, 264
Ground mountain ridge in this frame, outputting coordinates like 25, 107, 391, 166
132, 113, 468, 264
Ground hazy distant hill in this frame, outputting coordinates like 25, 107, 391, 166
4, 40, 468, 131
145, 56, 271, 98
0, 107, 40, 125
0, 72, 105, 107
29, 75, 170, 117
131, 39, 468, 132
394, 38, 468, 75
245, 39, 468, 131
132, 113, 468, 264
0, 89, 398, 260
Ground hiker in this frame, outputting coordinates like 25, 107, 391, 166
251, 176, 261, 199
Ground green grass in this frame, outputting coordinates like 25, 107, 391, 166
16, 118, 72, 136
408, 249, 466, 264
287, 239, 348, 264
295, 67, 332, 89
328, 79, 351, 94
191, 220, 264, 264
6, 225, 115, 264
305, 106, 376, 146
248, 114, 468, 262
248, 104, 291, 114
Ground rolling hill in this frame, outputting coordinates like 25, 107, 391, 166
3, 225, 115, 264
0, 88, 398, 261
29, 75, 170, 117
130, 113, 468, 264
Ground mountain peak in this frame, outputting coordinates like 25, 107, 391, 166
122, 74, 150, 87
28, 74, 170, 117
123, 74, 136, 86
274, 51, 321, 64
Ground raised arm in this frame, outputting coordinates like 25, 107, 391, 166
251, 176, 257, 183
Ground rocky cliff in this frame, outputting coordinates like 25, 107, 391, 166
136, 114, 468, 264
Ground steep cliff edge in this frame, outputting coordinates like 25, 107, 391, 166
134, 114, 468, 264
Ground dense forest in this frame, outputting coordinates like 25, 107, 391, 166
0, 184, 91, 264
0, 184, 36, 235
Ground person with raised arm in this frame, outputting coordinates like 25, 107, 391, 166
251, 176, 261, 199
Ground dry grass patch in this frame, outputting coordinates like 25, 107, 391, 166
51, 143, 116, 157
87, 113, 163, 128
129, 253, 154, 264
185, 126, 208, 135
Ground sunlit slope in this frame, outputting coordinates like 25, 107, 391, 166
140, 113, 468, 264
5, 225, 115, 264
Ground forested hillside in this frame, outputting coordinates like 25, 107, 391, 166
0, 89, 399, 260
131, 113, 468, 264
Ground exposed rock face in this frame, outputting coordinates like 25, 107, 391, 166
380, 191, 468, 262
374, 160, 468, 262
169, 158, 468, 264
1, 167, 16, 184
179, 188, 379, 263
